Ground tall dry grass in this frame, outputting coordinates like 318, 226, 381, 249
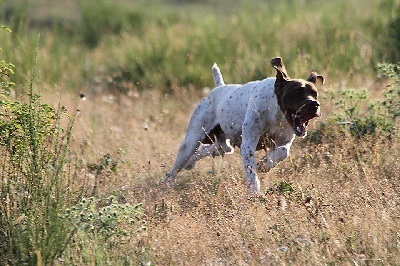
66, 84, 399, 264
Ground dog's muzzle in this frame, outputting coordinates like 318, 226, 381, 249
287, 100, 321, 137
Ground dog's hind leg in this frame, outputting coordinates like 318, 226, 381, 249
183, 138, 234, 170
212, 63, 225, 86
164, 133, 203, 182
164, 99, 214, 183
257, 142, 292, 172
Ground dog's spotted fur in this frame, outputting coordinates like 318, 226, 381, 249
165, 57, 324, 195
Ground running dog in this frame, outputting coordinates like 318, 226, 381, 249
164, 57, 324, 195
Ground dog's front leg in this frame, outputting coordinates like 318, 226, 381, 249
240, 136, 261, 195
257, 142, 292, 172
240, 120, 262, 195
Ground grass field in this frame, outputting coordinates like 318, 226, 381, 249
0, 0, 399, 265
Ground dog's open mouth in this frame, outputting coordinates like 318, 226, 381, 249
287, 110, 320, 137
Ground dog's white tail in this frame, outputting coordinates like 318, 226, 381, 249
212, 63, 225, 86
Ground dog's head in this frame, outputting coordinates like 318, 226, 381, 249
271, 57, 324, 137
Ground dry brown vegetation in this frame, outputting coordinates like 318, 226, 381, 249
66, 86, 399, 265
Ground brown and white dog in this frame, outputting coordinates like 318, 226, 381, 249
164, 57, 324, 195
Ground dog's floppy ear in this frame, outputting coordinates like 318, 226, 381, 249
270, 57, 290, 83
306, 71, 325, 85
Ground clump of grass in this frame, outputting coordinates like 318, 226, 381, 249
0, 39, 77, 264
0, 26, 14, 91
0, 34, 148, 265
61, 195, 146, 265
308, 61, 399, 142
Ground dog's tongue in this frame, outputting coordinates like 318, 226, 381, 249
293, 118, 308, 137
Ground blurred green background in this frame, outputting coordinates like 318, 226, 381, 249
1, 0, 399, 93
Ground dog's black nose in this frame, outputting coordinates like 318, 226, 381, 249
306, 100, 320, 108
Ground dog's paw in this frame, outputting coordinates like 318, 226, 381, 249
161, 178, 176, 192
247, 177, 261, 196
162, 172, 177, 191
